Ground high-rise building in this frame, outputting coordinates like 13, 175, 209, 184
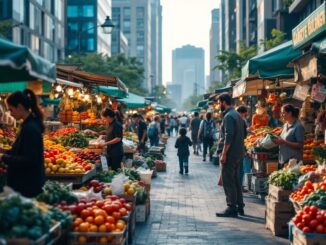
257, 0, 276, 53
151, 0, 163, 88
112, 0, 154, 92
66, 0, 112, 56
236, 0, 246, 53
111, 30, 129, 56
219, 0, 226, 82
166, 83, 182, 108
209, 9, 220, 85
172, 45, 205, 103
0, 0, 65, 62
245, 0, 257, 48
289, 0, 323, 21
225, 0, 236, 51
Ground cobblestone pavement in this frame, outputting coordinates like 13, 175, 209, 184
133, 136, 289, 245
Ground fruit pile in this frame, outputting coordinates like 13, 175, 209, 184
78, 180, 112, 196
44, 149, 93, 174
304, 136, 324, 160
47, 127, 78, 138
291, 206, 326, 233
62, 196, 132, 244
244, 127, 282, 149
302, 189, 326, 209
44, 140, 67, 152
76, 151, 101, 164
59, 132, 89, 148
300, 165, 317, 174
291, 181, 315, 202
0, 128, 16, 150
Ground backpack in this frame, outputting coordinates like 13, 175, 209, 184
203, 120, 214, 139
148, 123, 158, 138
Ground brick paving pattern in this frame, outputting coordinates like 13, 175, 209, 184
134, 136, 289, 245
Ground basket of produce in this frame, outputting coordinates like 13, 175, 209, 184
45, 168, 97, 185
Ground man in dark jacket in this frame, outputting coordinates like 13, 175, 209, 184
132, 113, 148, 153
215, 93, 247, 217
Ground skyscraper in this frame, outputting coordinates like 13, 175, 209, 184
66, 0, 112, 56
209, 9, 220, 86
236, 0, 246, 53
225, 0, 236, 51
172, 45, 205, 103
245, 0, 257, 48
219, 0, 226, 82
112, 0, 154, 92
0, 0, 65, 62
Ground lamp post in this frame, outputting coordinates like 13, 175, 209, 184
77, 16, 115, 55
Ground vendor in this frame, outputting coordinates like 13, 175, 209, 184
100, 108, 124, 171
251, 104, 269, 129
273, 104, 305, 169
0, 89, 45, 198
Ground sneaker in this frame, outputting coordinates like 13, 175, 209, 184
216, 208, 238, 218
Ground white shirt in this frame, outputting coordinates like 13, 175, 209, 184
180, 116, 188, 125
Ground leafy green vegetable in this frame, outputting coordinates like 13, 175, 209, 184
268, 169, 299, 190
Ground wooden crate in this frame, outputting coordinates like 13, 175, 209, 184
45, 168, 96, 185
135, 198, 150, 223
291, 223, 326, 245
251, 176, 268, 194
268, 184, 292, 202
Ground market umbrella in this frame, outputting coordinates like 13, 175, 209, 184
154, 104, 171, 114
96, 86, 128, 99
0, 38, 56, 83
241, 41, 302, 80
197, 99, 208, 108
118, 92, 149, 108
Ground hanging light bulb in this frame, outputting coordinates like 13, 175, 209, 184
55, 93, 59, 98
97, 96, 102, 104
55, 84, 63, 92
84, 94, 90, 101
67, 88, 74, 97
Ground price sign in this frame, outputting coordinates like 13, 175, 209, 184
293, 84, 310, 101
100, 155, 109, 171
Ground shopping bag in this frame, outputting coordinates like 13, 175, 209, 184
259, 134, 278, 149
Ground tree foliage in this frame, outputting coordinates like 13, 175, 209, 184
0, 20, 12, 39
261, 29, 287, 51
182, 95, 203, 111
64, 53, 147, 95
153, 85, 176, 109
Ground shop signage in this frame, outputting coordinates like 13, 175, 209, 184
311, 82, 326, 103
294, 53, 318, 82
292, 2, 326, 49
293, 84, 310, 101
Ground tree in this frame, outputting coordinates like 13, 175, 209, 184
0, 20, 12, 39
152, 85, 176, 109
207, 80, 228, 93
64, 53, 147, 95
182, 95, 203, 111
261, 29, 287, 51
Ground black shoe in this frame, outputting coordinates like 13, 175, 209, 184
216, 208, 238, 217
193, 150, 196, 154
179, 171, 183, 175
203, 158, 206, 162
237, 208, 245, 216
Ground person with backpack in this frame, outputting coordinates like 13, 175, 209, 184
198, 112, 216, 162
148, 116, 160, 146
175, 128, 192, 175
189, 112, 201, 155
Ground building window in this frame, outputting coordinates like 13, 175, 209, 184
67, 6, 78, 17
13, 0, 24, 22
137, 19, 144, 29
137, 31, 144, 42
113, 8, 120, 14
82, 22, 95, 34
68, 22, 78, 33
68, 38, 78, 50
136, 45, 144, 57
123, 7, 131, 19
137, 7, 144, 18
83, 5, 95, 17
31, 34, 39, 54
87, 38, 95, 51
123, 20, 130, 30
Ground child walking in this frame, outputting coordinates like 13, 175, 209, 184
175, 128, 192, 175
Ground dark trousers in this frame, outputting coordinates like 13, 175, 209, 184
137, 142, 147, 154
221, 158, 244, 210
203, 137, 214, 160
178, 155, 189, 173
149, 136, 159, 146
107, 155, 123, 171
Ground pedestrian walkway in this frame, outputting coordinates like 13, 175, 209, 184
134, 136, 289, 245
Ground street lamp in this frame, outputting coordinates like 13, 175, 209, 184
78, 16, 115, 54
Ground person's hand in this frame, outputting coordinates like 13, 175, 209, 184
273, 137, 286, 145
220, 153, 227, 165
99, 143, 107, 148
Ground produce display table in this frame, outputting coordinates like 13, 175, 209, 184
46, 168, 96, 186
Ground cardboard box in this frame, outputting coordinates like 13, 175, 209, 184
135, 198, 150, 223
268, 184, 292, 202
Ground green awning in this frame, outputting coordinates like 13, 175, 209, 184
0, 38, 56, 83
96, 86, 127, 99
242, 41, 302, 80
190, 108, 200, 113
154, 104, 171, 113
311, 36, 326, 56
197, 99, 208, 108
118, 92, 148, 108
0, 81, 52, 94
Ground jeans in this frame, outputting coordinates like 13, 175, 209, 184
240, 156, 252, 186
178, 155, 189, 173
203, 137, 214, 160
150, 136, 159, 146
107, 155, 123, 171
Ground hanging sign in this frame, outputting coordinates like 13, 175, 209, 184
292, 2, 326, 49
311, 82, 326, 103
293, 84, 310, 101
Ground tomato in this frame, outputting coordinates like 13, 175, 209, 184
93, 209, 107, 218
111, 195, 119, 201
112, 201, 122, 209
315, 224, 324, 233
112, 211, 121, 221
76, 203, 86, 213
79, 222, 90, 232
99, 236, 109, 244
303, 214, 312, 225
105, 223, 116, 232
297, 222, 304, 230
96, 200, 105, 208
310, 206, 318, 215
89, 224, 98, 232
103, 205, 114, 214
106, 216, 115, 224
81, 209, 91, 219
119, 198, 126, 204
116, 220, 125, 230
302, 227, 311, 233
111, 204, 120, 212
94, 215, 105, 225
309, 219, 318, 230
98, 224, 107, 232
316, 215, 324, 223
119, 208, 127, 217
85, 216, 94, 224
303, 206, 311, 213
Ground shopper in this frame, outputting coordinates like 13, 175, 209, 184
165, 115, 171, 137
160, 114, 166, 135
198, 112, 216, 162
0, 89, 45, 198
189, 112, 201, 155
169, 116, 177, 136
273, 104, 304, 169
215, 93, 247, 217
175, 128, 192, 175
100, 108, 124, 171
148, 116, 160, 146
131, 113, 147, 154
179, 114, 188, 128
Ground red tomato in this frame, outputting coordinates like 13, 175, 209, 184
302, 227, 311, 233
297, 223, 304, 230
111, 195, 119, 201
310, 206, 318, 215
96, 200, 105, 208
303, 214, 312, 225
309, 219, 318, 230
103, 205, 114, 214
124, 203, 132, 211
316, 215, 324, 223
119, 198, 126, 204
303, 206, 311, 213
81, 209, 91, 219
315, 225, 324, 233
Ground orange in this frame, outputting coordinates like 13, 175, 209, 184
89, 224, 98, 232
106, 223, 116, 232
94, 215, 105, 225
113, 228, 121, 232
106, 216, 115, 224
93, 209, 107, 218
79, 222, 90, 232
85, 216, 94, 224
98, 224, 107, 232
99, 236, 109, 244
116, 221, 125, 230
78, 236, 87, 244
112, 211, 121, 221
73, 217, 83, 228
119, 208, 127, 217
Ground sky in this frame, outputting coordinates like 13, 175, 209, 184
161, 0, 220, 85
